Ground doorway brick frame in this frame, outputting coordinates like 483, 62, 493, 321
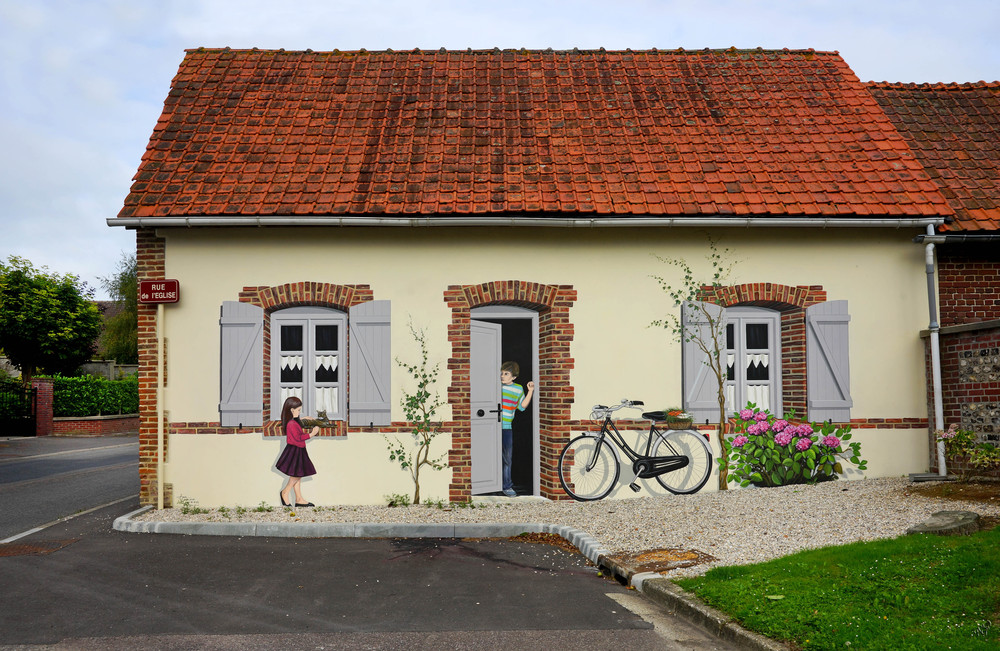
444, 281, 577, 501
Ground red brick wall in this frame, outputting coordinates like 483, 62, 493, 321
53, 415, 140, 436
30, 378, 53, 436
937, 245, 1000, 327
136, 228, 166, 505
926, 244, 1000, 477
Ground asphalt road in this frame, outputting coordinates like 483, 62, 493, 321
0, 436, 139, 541
0, 436, 738, 649
0, 501, 739, 650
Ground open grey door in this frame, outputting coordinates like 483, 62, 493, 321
471, 320, 502, 494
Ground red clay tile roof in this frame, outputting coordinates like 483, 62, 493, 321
118, 48, 951, 221
867, 82, 1000, 232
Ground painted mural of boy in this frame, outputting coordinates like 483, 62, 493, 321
500, 361, 535, 497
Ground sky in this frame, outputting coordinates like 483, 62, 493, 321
1, 0, 997, 299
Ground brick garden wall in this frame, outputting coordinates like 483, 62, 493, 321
53, 415, 140, 436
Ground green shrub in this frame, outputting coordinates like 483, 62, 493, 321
44, 375, 139, 417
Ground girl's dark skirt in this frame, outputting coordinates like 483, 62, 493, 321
276, 444, 316, 477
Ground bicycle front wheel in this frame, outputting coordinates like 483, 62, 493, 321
651, 429, 713, 494
558, 435, 620, 501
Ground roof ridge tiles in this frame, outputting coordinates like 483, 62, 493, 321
182, 46, 841, 57
867, 80, 1000, 89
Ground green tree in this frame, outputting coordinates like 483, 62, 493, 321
0, 256, 102, 381
651, 238, 736, 490
98, 251, 138, 364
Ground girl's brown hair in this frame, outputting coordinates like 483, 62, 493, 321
280, 396, 303, 431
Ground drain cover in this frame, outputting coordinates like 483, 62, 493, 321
612, 547, 717, 573
0, 539, 79, 557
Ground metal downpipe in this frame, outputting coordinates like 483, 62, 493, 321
924, 224, 946, 476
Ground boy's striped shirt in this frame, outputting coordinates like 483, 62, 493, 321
501, 383, 526, 428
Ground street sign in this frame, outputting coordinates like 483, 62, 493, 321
139, 279, 180, 304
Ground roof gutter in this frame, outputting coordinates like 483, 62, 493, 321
913, 233, 1000, 243
109, 215, 947, 228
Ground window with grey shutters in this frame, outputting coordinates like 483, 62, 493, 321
806, 300, 852, 422
220, 299, 392, 427
681, 298, 852, 424
270, 306, 346, 421
219, 301, 264, 427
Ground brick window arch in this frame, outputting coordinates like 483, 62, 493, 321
444, 281, 577, 501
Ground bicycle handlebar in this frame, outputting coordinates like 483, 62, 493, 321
591, 399, 644, 419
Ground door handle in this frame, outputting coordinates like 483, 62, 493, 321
489, 403, 501, 423
477, 409, 485, 417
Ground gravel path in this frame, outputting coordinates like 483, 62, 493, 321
135, 477, 999, 578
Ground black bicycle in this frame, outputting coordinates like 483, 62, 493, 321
557, 399, 714, 500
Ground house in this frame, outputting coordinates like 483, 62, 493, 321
111, 48, 954, 507
869, 81, 1000, 477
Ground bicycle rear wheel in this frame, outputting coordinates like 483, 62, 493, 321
558, 435, 620, 501
651, 429, 713, 494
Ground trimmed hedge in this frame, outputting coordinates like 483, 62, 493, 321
47, 375, 139, 417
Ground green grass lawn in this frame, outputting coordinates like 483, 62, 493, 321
674, 526, 1000, 650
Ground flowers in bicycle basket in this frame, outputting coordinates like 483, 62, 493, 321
724, 404, 867, 488
661, 407, 694, 430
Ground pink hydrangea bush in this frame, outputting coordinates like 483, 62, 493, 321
724, 404, 867, 487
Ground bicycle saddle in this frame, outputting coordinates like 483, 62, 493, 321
642, 411, 667, 421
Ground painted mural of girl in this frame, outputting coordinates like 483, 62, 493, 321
276, 396, 319, 507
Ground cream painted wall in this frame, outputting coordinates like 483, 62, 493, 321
166, 432, 453, 508
167, 425, 927, 507
153, 225, 933, 504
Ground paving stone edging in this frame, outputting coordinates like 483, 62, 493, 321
113, 507, 613, 563
114, 506, 782, 649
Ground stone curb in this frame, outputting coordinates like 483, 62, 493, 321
114, 507, 616, 565
114, 507, 779, 649
640, 579, 789, 651
596, 549, 787, 650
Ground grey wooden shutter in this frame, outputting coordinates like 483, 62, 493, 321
682, 301, 726, 424
219, 301, 264, 427
806, 300, 852, 422
349, 300, 391, 427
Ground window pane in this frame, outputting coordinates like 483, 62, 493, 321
316, 355, 339, 382
281, 325, 303, 352
745, 323, 769, 350
280, 355, 303, 383
315, 325, 338, 352
746, 360, 769, 381
726, 323, 734, 349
